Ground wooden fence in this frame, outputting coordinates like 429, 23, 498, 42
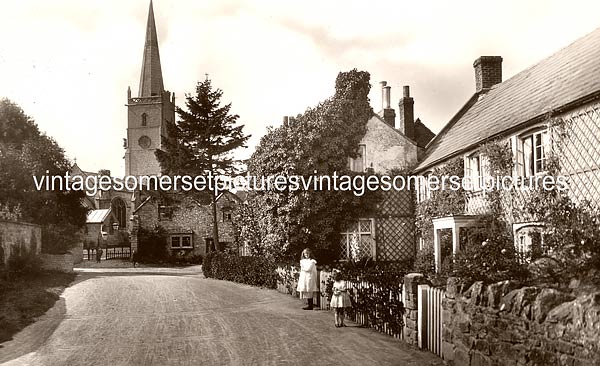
417, 284, 445, 358
276, 267, 405, 339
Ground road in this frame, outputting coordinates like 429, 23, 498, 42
0, 266, 443, 366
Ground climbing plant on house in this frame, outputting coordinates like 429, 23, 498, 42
239, 69, 379, 263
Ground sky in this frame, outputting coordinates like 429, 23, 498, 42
1, 0, 599, 176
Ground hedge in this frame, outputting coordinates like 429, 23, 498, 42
203, 252, 278, 288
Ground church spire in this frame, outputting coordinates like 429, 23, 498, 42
138, 0, 164, 97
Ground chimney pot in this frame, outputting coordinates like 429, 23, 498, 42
383, 86, 391, 109
399, 86, 415, 140
403, 85, 410, 98
473, 56, 503, 93
380, 81, 395, 127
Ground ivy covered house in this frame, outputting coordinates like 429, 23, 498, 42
341, 82, 434, 261
413, 27, 600, 270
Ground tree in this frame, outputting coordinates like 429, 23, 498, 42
240, 69, 379, 263
156, 79, 250, 251
0, 98, 87, 253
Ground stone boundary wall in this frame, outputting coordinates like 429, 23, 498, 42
40, 253, 74, 273
443, 277, 600, 365
0, 220, 41, 266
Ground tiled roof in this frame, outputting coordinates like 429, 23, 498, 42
86, 209, 110, 224
414, 118, 435, 148
416, 26, 600, 171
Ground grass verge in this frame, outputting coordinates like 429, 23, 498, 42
0, 272, 75, 344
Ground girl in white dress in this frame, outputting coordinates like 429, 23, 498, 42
330, 270, 351, 327
296, 248, 318, 310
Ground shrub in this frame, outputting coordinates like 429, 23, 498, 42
452, 216, 527, 283
203, 252, 277, 288
413, 246, 435, 276
41, 223, 80, 254
136, 227, 168, 263
165, 252, 203, 266
325, 259, 409, 334
7, 244, 41, 275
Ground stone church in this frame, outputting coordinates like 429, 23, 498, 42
77, 1, 241, 258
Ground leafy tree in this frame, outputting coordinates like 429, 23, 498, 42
240, 69, 378, 263
156, 79, 250, 251
0, 98, 87, 253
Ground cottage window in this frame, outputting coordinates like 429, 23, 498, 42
514, 224, 545, 262
514, 130, 549, 177
348, 144, 366, 172
171, 234, 193, 249
464, 153, 488, 190
158, 205, 173, 221
340, 218, 375, 260
417, 171, 433, 203
222, 211, 232, 222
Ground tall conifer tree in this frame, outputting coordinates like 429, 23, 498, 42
156, 79, 250, 251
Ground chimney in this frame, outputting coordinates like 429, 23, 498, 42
473, 56, 502, 93
398, 85, 414, 140
380, 81, 395, 127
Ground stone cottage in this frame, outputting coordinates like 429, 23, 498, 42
340, 82, 434, 262
131, 190, 242, 257
413, 27, 600, 270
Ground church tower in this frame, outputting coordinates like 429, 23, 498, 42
124, 0, 175, 177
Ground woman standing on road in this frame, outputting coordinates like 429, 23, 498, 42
296, 248, 318, 310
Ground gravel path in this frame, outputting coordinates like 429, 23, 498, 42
0, 266, 443, 366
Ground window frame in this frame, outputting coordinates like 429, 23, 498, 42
348, 144, 367, 172
170, 234, 193, 249
340, 218, 376, 260
515, 128, 549, 178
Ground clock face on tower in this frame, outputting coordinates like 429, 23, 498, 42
138, 135, 151, 149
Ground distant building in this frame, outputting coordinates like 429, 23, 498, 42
340, 82, 434, 262
123, 1, 176, 177
74, 2, 243, 259
132, 191, 242, 256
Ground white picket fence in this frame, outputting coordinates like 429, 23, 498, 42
417, 284, 445, 358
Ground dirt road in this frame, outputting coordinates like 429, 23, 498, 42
0, 266, 443, 366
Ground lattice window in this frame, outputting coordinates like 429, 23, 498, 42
340, 218, 375, 260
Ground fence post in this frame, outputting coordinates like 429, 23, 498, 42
402, 273, 425, 346
418, 284, 429, 349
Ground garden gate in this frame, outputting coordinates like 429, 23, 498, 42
417, 284, 445, 358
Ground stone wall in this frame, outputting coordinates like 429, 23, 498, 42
0, 220, 41, 267
40, 253, 74, 273
443, 277, 600, 365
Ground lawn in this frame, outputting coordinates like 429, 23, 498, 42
0, 272, 75, 344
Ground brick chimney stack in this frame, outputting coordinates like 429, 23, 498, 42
380, 81, 396, 127
474, 56, 503, 93
398, 85, 414, 140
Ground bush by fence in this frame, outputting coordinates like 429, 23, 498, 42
134, 227, 168, 263
203, 252, 278, 288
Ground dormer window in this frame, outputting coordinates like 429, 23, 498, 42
141, 113, 147, 127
